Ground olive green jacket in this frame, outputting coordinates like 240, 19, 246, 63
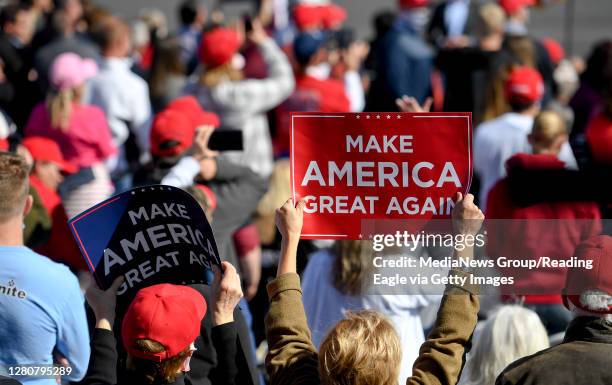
265, 270, 479, 385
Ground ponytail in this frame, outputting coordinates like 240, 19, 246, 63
47, 89, 75, 130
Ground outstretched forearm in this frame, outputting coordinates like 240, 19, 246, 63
407, 269, 479, 385
265, 273, 319, 385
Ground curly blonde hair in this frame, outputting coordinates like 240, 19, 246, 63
319, 310, 402, 385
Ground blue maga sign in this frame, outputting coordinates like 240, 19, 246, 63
69, 185, 220, 297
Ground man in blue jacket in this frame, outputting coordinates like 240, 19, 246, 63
367, 0, 434, 111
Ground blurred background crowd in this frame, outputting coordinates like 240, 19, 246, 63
0, 0, 611, 384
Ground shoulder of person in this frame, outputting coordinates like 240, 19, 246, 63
303, 248, 335, 277
496, 344, 563, 383
27, 249, 80, 286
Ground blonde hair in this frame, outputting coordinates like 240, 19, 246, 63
531, 110, 567, 149
47, 88, 79, 130
319, 310, 402, 385
475, 3, 506, 38
199, 62, 243, 88
126, 339, 191, 385
255, 160, 290, 244
0, 153, 29, 222
256, 160, 290, 216
332, 241, 373, 296
461, 306, 549, 385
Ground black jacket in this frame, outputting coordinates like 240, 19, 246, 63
496, 316, 612, 385
0, 376, 22, 385
81, 322, 253, 385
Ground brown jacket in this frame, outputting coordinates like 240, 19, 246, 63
265, 270, 480, 385
495, 316, 612, 385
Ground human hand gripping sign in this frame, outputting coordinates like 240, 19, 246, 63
275, 198, 306, 276
85, 275, 125, 331
451, 192, 484, 236
212, 261, 244, 326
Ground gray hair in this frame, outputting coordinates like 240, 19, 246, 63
573, 290, 612, 324
459, 305, 549, 385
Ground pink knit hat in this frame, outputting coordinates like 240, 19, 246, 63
49, 52, 98, 91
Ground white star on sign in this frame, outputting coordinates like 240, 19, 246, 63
356, 114, 361, 119
386, 114, 391, 119
366, 115, 371, 119
397, 115, 402, 119
376, 114, 381, 119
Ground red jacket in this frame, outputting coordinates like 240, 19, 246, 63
30, 175, 87, 271
486, 153, 602, 304
585, 112, 612, 164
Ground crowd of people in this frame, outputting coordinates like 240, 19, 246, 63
0, 0, 611, 384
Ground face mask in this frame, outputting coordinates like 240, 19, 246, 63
402, 9, 431, 35
505, 19, 528, 36
305, 62, 331, 80
231, 53, 245, 71
180, 343, 197, 372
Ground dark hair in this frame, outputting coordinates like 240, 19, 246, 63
178, 0, 200, 26
0, 4, 30, 29
509, 99, 536, 113
372, 10, 395, 38
582, 40, 612, 92
149, 38, 185, 100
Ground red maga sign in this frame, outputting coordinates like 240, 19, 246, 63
290, 112, 473, 239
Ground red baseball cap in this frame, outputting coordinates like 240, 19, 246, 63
563, 235, 612, 314
198, 28, 242, 68
321, 4, 347, 30
504, 66, 544, 104
293, 4, 324, 31
541, 37, 565, 65
122, 284, 207, 362
22, 136, 77, 173
166, 96, 220, 129
498, 0, 535, 15
193, 183, 217, 211
398, 0, 429, 9
0, 138, 7, 151
150, 109, 196, 157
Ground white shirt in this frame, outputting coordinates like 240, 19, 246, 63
474, 112, 577, 210
444, 0, 470, 38
84, 57, 152, 172
301, 249, 431, 385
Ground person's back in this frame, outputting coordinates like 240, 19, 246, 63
25, 102, 115, 169
496, 236, 612, 385
85, 16, 152, 188
485, 112, 600, 334
374, 1, 433, 111
459, 306, 549, 385
436, 3, 505, 120
474, 66, 577, 208
0, 247, 89, 381
474, 110, 532, 207
497, 325, 612, 385
0, 153, 89, 385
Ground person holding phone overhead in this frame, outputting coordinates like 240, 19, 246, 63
185, 19, 294, 179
